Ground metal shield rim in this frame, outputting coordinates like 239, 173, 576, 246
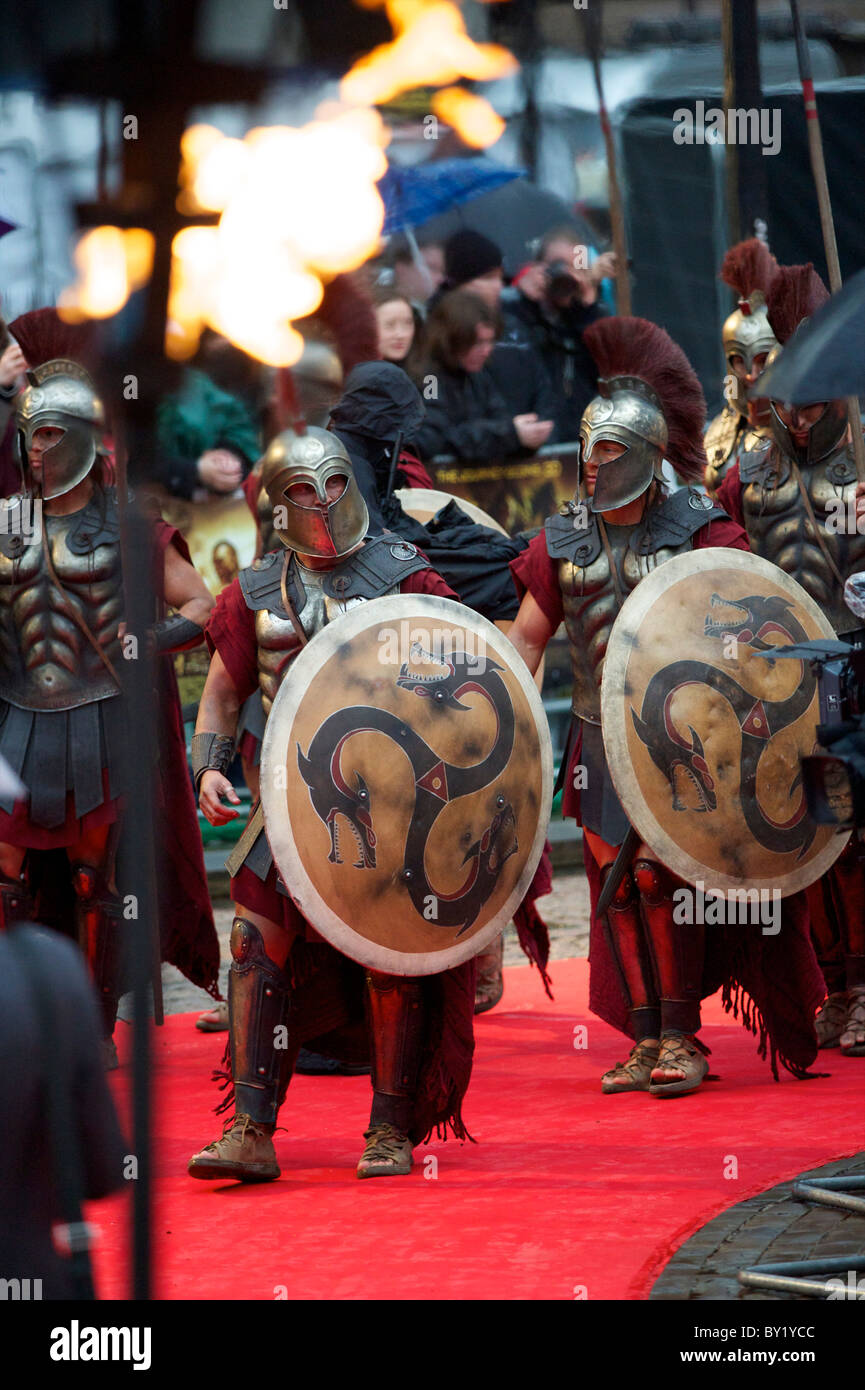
600, 546, 849, 896
260, 593, 553, 974
395, 487, 509, 536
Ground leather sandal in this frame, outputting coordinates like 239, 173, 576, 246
356, 1123, 413, 1178
840, 986, 865, 1057
814, 992, 847, 1049
474, 934, 504, 1015
601, 1038, 660, 1093
649, 1032, 708, 1097
195, 1000, 228, 1032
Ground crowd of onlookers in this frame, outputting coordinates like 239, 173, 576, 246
0, 223, 615, 505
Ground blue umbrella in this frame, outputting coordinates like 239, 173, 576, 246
378, 156, 524, 236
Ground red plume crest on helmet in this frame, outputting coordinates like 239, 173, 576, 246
766, 264, 830, 344
719, 238, 778, 311
583, 315, 707, 483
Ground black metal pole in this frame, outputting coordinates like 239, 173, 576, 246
722, 0, 769, 244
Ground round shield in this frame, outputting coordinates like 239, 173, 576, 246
395, 487, 508, 535
601, 548, 847, 895
260, 594, 552, 974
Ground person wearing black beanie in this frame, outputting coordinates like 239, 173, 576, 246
432, 229, 505, 310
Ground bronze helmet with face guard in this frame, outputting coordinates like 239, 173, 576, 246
261, 425, 368, 559
579, 317, 708, 513
764, 263, 846, 467
718, 238, 779, 418
15, 358, 107, 499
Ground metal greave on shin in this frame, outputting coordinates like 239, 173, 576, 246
228, 918, 294, 1127
633, 858, 704, 1036
71, 862, 123, 1037
365, 971, 424, 1133
826, 839, 865, 989
599, 863, 660, 1041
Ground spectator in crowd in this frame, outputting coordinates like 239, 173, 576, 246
372, 286, 426, 389
414, 290, 553, 464
154, 331, 265, 500
502, 225, 615, 442
429, 227, 505, 311
385, 236, 446, 310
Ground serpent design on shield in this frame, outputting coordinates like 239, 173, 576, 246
630, 592, 817, 857
296, 642, 518, 934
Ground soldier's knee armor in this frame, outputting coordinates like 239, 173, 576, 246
228, 918, 294, 1127
71, 863, 123, 1037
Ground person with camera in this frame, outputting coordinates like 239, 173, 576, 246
716, 263, 865, 1059
502, 227, 615, 445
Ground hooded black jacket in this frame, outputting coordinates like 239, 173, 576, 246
329, 362, 527, 619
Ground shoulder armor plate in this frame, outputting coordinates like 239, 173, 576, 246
321, 533, 430, 602
704, 406, 742, 466
739, 437, 776, 485
239, 551, 286, 613
66, 489, 121, 554
632, 488, 729, 555
545, 505, 602, 567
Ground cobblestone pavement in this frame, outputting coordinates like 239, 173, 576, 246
119, 870, 591, 1020
650, 1153, 865, 1300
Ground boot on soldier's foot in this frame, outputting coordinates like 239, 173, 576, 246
840, 987, 865, 1057
815, 992, 847, 1049
356, 1123, 413, 1178
649, 1032, 708, 1097
601, 1038, 660, 1093
187, 1113, 280, 1182
474, 934, 504, 1015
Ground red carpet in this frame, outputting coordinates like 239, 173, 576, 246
91, 958, 862, 1301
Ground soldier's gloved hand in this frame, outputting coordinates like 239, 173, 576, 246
199, 770, 241, 825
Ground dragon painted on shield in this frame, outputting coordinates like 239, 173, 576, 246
296, 642, 518, 934
630, 592, 817, 857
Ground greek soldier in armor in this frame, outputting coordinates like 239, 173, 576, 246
507, 317, 754, 1097
704, 239, 778, 498
0, 359, 216, 1062
716, 263, 865, 1058
187, 427, 474, 1182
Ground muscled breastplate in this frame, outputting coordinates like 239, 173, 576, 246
240, 536, 430, 718
704, 406, 770, 497
740, 439, 865, 634
546, 488, 728, 723
0, 493, 123, 711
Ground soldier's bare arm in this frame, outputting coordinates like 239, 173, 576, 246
507, 591, 553, 677
163, 543, 215, 633
195, 651, 242, 824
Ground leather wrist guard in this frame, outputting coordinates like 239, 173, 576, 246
191, 731, 236, 790
153, 613, 204, 654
